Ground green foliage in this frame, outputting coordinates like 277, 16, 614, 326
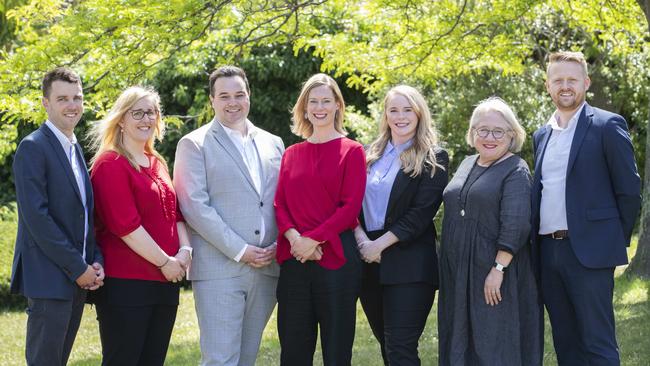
0, 0, 648, 197
0, 203, 24, 309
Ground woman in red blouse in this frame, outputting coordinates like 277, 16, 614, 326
274, 74, 366, 365
88, 86, 191, 366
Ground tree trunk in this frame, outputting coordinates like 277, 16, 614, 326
627, 0, 650, 278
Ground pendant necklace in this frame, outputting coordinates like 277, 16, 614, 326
457, 153, 510, 217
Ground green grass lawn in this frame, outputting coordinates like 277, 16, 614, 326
0, 274, 648, 365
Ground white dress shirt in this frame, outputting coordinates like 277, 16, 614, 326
45, 120, 88, 259
220, 120, 265, 261
539, 103, 585, 235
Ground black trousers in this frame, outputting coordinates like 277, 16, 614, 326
96, 302, 178, 366
360, 263, 435, 366
541, 236, 619, 366
277, 230, 362, 366
25, 286, 87, 366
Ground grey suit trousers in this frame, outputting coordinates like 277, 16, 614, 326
193, 270, 278, 366
25, 286, 87, 366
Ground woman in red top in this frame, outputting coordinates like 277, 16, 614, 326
274, 74, 366, 365
88, 86, 191, 366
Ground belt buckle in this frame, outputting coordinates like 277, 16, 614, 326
551, 231, 565, 240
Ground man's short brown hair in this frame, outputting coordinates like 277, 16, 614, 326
546, 51, 589, 76
42, 67, 81, 98
208, 65, 250, 96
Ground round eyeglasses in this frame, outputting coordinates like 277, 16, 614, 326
472, 127, 511, 140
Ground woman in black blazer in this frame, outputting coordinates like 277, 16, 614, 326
354, 85, 448, 366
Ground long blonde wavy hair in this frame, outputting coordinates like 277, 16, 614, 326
365, 85, 440, 177
88, 86, 166, 170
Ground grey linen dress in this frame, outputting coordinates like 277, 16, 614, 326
438, 154, 543, 366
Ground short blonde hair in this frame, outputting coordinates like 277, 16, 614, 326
366, 85, 440, 177
547, 51, 589, 77
89, 86, 166, 170
291, 73, 346, 139
465, 97, 526, 153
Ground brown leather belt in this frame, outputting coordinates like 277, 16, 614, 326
543, 230, 569, 240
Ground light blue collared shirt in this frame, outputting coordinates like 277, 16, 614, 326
362, 140, 413, 231
45, 120, 88, 260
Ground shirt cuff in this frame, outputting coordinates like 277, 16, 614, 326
234, 244, 248, 262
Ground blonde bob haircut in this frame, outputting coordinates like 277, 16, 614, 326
291, 73, 347, 139
366, 85, 441, 178
547, 51, 589, 77
89, 86, 167, 170
465, 96, 526, 153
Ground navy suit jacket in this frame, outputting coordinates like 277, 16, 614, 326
359, 149, 448, 287
10, 123, 102, 300
532, 104, 641, 269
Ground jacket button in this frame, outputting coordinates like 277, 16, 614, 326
260, 202, 264, 207
255, 230, 260, 235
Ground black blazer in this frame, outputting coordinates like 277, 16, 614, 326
360, 149, 448, 287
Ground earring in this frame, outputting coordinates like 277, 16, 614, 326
304, 112, 308, 120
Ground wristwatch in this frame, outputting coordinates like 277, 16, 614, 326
180, 245, 193, 259
494, 261, 507, 273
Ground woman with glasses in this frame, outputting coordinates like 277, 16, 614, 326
354, 85, 448, 365
88, 86, 191, 365
438, 97, 542, 365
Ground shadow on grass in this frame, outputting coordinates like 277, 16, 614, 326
67, 340, 202, 366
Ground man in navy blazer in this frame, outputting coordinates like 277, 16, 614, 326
532, 51, 641, 365
10, 67, 104, 366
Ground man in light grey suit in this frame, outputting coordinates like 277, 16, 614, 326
173, 65, 284, 366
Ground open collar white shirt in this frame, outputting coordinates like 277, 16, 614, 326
219, 119, 266, 260
45, 120, 88, 259
539, 103, 585, 235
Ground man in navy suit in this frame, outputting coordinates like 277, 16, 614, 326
532, 51, 641, 365
10, 67, 105, 366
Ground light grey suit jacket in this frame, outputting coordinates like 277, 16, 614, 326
173, 120, 284, 280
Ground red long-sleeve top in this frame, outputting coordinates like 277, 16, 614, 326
91, 151, 183, 282
274, 137, 366, 270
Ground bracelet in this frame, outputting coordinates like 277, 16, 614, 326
157, 257, 170, 269
179, 245, 193, 258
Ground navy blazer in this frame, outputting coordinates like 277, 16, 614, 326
360, 149, 449, 287
10, 124, 102, 300
532, 104, 641, 269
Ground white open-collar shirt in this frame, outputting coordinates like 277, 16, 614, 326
539, 103, 585, 235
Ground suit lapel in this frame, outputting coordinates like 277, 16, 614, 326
75, 142, 93, 207
566, 104, 593, 175
41, 125, 84, 203
534, 125, 552, 177
385, 170, 410, 218
253, 132, 274, 197
210, 121, 259, 196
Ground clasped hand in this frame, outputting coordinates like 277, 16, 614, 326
161, 256, 185, 283
357, 240, 382, 263
75, 262, 105, 290
242, 243, 277, 268
290, 236, 323, 263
